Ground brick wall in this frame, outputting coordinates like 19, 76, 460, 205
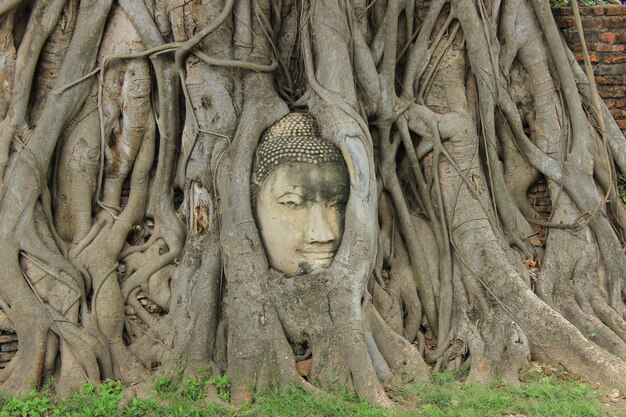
553, 5, 626, 136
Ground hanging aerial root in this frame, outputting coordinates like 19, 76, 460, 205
0, 0, 68, 187
0, 15, 16, 120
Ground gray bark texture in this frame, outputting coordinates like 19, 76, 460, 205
0, 0, 624, 406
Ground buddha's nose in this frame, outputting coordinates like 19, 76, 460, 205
305, 203, 336, 244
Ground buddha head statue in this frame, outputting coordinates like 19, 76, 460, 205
252, 113, 349, 277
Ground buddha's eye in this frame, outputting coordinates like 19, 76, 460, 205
278, 193, 304, 209
281, 201, 300, 209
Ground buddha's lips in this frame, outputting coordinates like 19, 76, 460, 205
297, 248, 336, 260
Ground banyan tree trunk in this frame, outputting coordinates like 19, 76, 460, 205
0, 0, 623, 406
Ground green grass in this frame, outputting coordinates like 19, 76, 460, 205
392, 377, 619, 417
0, 372, 622, 417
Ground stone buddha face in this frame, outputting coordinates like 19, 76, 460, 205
253, 114, 349, 277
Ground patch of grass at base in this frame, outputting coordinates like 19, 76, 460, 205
0, 372, 621, 416
0, 380, 126, 417
237, 385, 394, 417
392, 372, 620, 417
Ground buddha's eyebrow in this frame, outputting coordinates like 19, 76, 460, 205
278, 190, 303, 198
274, 185, 303, 195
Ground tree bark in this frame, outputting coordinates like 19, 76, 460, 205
0, 0, 624, 403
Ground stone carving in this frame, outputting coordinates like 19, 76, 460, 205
252, 113, 349, 276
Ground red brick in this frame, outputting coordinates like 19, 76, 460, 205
557, 17, 576, 28
596, 75, 626, 85
580, 16, 604, 27
604, 54, 626, 64
569, 43, 583, 53
552, 7, 572, 16
588, 6, 608, 16
600, 32, 616, 43
575, 52, 600, 63
616, 32, 626, 44
556, 6, 606, 16
617, 120, 626, 130
593, 43, 625, 52
584, 43, 625, 52
604, 17, 626, 28
610, 109, 625, 119
563, 29, 582, 43
597, 86, 626, 98
595, 63, 626, 75
563, 28, 603, 43
553, 7, 568, 16
604, 99, 615, 108
616, 100, 626, 108
605, 5, 626, 16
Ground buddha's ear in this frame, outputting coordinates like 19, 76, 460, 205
341, 135, 372, 200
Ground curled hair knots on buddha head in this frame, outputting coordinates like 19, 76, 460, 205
251, 113, 345, 200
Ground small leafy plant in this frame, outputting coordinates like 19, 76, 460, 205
208, 374, 231, 402
0, 380, 125, 417
0, 390, 52, 417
